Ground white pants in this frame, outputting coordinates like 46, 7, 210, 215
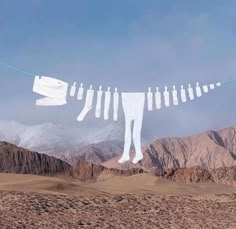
119, 93, 145, 164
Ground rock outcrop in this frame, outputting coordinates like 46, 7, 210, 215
153, 166, 214, 184
210, 166, 236, 186
0, 141, 71, 175
73, 160, 145, 182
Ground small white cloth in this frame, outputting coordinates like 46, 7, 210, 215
33, 76, 68, 106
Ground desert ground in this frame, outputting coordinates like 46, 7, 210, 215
0, 173, 235, 228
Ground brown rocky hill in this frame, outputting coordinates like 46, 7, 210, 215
0, 141, 143, 181
102, 125, 236, 171
0, 141, 72, 175
151, 166, 236, 186
65, 141, 123, 166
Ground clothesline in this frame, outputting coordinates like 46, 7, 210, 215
0, 62, 35, 78
1, 61, 235, 165
0, 61, 236, 88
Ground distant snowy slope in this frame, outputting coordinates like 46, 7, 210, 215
0, 120, 125, 157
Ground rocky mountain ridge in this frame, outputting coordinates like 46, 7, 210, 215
102, 125, 236, 171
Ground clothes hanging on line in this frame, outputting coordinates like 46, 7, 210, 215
95, 86, 103, 118
113, 88, 119, 121
70, 82, 76, 96
32, 75, 224, 165
33, 76, 68, 106
77, 85, 94, 121
77, 83, 84, 100
104, 87, 111, 120
119, 93, 145, 164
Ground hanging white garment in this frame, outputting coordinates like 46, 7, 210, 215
119, 93, 145, 164
77, 85, 94, 121
203, 85, 209, 93
113, 88, 119, 121
209, 84, 215, 90
180, 85, 187, 103
70, 82, 76, 96
77, 83, 84, 100
33, 76, 68, 106
164, 86, 170, 107
196, 82, 202, 97
172, 85, 178, 106
188, 84, 194, 100
95, 86, 103, 118
155, 87, 162, 109
104, 87, 111, 120
147, 87, 153, 111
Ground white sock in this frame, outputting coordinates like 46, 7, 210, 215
164, 86, 170, 107
188, 84, 194, 100
181, 85, 187, 103
155, 87, 161, 109
196, 82, 202, 97
70, 82, 76, 97
203, 85, 209, 93
209, 84, 215, 90
147, 87, 153, 111
172, 85, 178, 106
77, 83, 84, 100
77, 87, 94, 121
113, 88, 119, 121
95, 86, 103, 118
104, 87, 111, 120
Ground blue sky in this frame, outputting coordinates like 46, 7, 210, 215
0, 0, 236, 139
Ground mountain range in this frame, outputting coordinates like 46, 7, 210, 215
0, 120, 125, 160
0, 120, 235, 185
